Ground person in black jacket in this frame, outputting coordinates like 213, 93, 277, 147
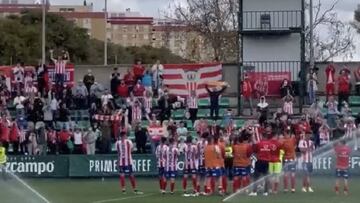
83, 69, 95, 93
205, 83, 228, 120
158, 93, 172, 122
134, 124, 147, 154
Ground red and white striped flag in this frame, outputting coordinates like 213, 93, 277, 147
163, 63, 222, 98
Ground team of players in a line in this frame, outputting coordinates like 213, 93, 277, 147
114, 126, 352, 196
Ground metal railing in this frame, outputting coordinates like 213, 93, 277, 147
242, 61, 301, 81
242, 10, 302, 31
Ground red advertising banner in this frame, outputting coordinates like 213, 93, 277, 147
0, 64, 75, 90
246, 72, 291, 97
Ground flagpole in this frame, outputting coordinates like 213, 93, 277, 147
42, 0, 46, 65
104, 0, 108, 66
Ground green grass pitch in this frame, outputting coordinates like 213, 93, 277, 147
1, 177, 360, 203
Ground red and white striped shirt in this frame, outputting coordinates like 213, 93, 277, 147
319, 128, 330, 145
197, 139, 208, 167
344, 123, 356, 138
55, 60, 66, 74
183, 144, 198, 170
143, 97, 152, 114
116, 139, 133, 167
155, 144, 168, 168
252, 126, 262, 144
165, 145, 179, 172
25, 86, 37, 95
283, 101, 293, 115
298, 139, 315, 163
131, 105, 142, 122
187, 96, 198, 109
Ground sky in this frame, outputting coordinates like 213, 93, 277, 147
49, 0, 360, 61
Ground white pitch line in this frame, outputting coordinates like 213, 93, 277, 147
92, 193, 154, 203
9, 172, 51, 203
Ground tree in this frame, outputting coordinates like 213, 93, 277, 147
306, 0, 355, 61
172, 0, 238, 62
353, 5, 360, 33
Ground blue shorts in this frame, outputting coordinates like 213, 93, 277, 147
336, 169, 349, 179
165, 171, 177, 179
302, 162, 313, 174
118, 165, 133, 175
198, 166, 206, 176
283, 160, 296, 172
184, 168, 197, 175
233, 166, 251, 177
207, 168, 223, 177
158, 167, 165, 177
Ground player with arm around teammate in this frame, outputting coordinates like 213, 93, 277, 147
196, 132, 208, 194
164, 138, 180, 195
115, 132, 142, 194
334, 140, 352, 195
298, 133, 315, 193
155, 137, 168, 194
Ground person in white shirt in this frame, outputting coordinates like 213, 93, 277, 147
101, 89, 113, 107
13, 62, 24, 91
176, 121, 188, 141
151, 59, 164, 96
73, 127, 84, 154
13, 92, 26, 116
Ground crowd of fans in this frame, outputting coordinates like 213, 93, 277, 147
0, 60, 359, 157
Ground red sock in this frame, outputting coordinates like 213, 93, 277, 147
233, 179, 239, 192
291, 176, 296, 190
344, 186, 348, 192
197, 185, 201, 193
335, 185, 339, 192
170, 182, 175, 192
211, 178, 215, 193
204, 185, 208, 193
192, 177, 197, 192
284, 176, 288, 190
222, 176, 227, 193
182, 177, 187, 191
120, 175, 125, 189
274, 182, 279, 193
163, 179, 168, 190
159, 179, 163, 190
129, 176, 136, 190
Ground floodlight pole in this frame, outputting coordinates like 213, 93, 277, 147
42, 0, 46, 65
104, 0, 108, 66
309, 0, 314, 70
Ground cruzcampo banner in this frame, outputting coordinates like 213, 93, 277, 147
3, 156, 69, 177
68, 155, 158, 177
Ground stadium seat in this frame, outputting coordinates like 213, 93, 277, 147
198, 99, 210, 107
219, 108, 227, 116
351, 107, 360, 116
349, 96, 360, 106
235, 119, 246, 128
172, 109, 185, 119
186, 120, 193, 130
198, 109, 210, 117
220, 97, 230, 107
141, 120, 149, 127
128, 131, 135, 139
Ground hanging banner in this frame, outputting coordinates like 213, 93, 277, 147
246, 72, 291, 97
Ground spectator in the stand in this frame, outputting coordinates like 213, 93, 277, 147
124, 69, 136, 93
50, 49, 69, 90
307, 68, 318, 105
133, 80, 145, 97
90, 82, 104, 106
0, 117, 10, 151
73, 80, 88, 109
326, 96, 339, 131
50, 92, 58, 118
57, 103, 70, 130
46, 127, 57, 154
84, 126, 98, 155
18, 124, 27, 154
73, 127, 83, 154
110, 68, 121, 96
36, 61, 48, 96
25, 81, 38, 102
132, 59, 145, 82
58, 127, 70, 154
64, 86, 74, 109
152, 59, 164, 96
354, 66, 360, 95
338, 70, 350, 111
205, 83, 228, 120
101, 89, 113, 107
325, 64, 336, 99
99, 121, 112, 154
257, 96, 269, 126
194, 118, 208, 135
36, 124, 47, 155
130, 100, 142, 125
26, 128, 38, 155
83, 69, 95, 93
176, 121, 188, 141
280, 79, 293, 98
134, 123, 147, 154
341, 101, 352, 118
142, 70, 152, 90
187, 90, 198, 124
143, 90, 153, 119
26, 104, 37, 128
117, 80, 129, 106
14, 91, 26, 116
158, 93, 172, 122
310, 115, 322, 148
242, 74, 253, 115
208, 120, 220, 136
13, 62, 25, 92
9, 121, 20, 154
89, 103, 98, 124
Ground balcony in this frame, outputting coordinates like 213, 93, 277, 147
241, 10, 302, 35
242, 61, 301, 81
